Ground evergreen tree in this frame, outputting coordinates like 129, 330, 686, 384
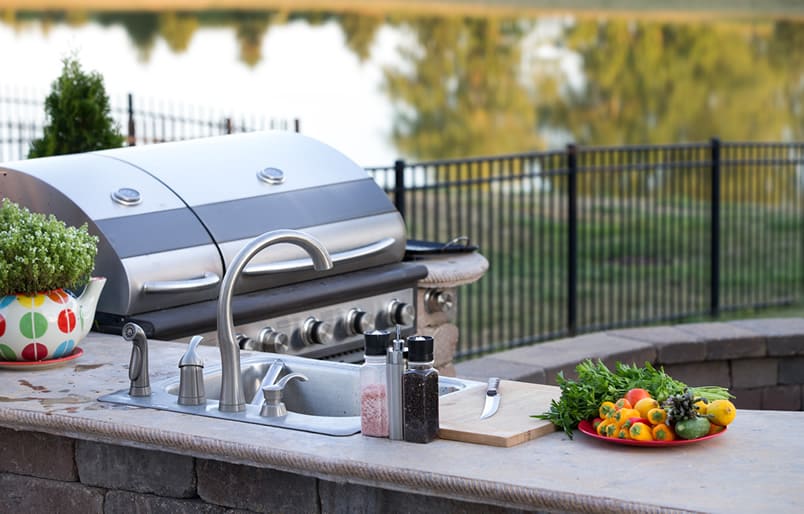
28, 57, 124, 158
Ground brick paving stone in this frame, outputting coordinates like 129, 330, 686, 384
0, 472, 104, 513
76, 440, 195, 498
318, 480, 539, 514
731, 358, 779, 389
663, 360, 731, 388
608, 325, 707, 364
728, 318, 804, 356
778, 357, 804, 385
674, 322, 766, 360
480, 333, 655, 385
0, 428, 77, 481
761, 384, 802, 411
104, 490, 228, 514
197, 459, 317, 513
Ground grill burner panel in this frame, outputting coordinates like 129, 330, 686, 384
209, 287, 415, 363
94, 262, 427, 362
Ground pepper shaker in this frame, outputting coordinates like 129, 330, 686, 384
402, 335, 439, 443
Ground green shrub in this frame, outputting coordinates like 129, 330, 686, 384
28, 56, 124, 158
0, 199, 98, 296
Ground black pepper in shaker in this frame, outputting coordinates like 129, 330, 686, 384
402, 335, 439, 443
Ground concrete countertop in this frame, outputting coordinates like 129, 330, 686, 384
1, 332, 802, 514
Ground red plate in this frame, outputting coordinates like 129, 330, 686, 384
577, 419, 726, 447
0, 347, 84, 370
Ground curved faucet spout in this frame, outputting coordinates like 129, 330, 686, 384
217, 229, 333, 412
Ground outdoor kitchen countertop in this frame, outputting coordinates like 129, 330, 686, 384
1, 332, 802, 514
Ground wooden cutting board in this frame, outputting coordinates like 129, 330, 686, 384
438, 380, 560, 447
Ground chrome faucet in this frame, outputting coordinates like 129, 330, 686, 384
217, 229, 333, 412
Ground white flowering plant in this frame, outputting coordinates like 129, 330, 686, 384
0, 198, 98, 296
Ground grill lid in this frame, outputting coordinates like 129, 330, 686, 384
1, 131, 406, 315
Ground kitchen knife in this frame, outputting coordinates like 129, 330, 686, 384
479, 377, 501, 419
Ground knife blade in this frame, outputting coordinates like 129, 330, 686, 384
479, 377, 501, 419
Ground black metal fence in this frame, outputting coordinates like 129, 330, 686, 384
368, 139, 804, 360
4, 90, 801, 361
0, 88, 299, 162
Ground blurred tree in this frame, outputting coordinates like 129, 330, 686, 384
159, 12, 199, 53
233, 11, 273, 66
539, 20, 794, 146
384, 16, 542, 161
97, 12, 159, 62
65, 10, 89, 27
534, 19, 803, 201
28, 56, 124, 158
339, 13, 383, 62
768, 20, 804, 140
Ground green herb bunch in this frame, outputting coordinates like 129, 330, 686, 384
0, 199, 98, 296
533, 359, 733, 438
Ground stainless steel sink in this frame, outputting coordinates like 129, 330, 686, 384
99, 353, 481, 436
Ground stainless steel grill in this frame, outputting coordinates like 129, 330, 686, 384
1, 131, 424, 362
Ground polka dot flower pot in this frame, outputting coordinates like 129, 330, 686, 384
0, 277, 106, 361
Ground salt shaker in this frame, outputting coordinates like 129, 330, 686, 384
360, 330, 391, 437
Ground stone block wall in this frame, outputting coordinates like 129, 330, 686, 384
0, 428, 541, 514
455, 318, 804, 412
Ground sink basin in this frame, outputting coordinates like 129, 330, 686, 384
99, 353, 481, 436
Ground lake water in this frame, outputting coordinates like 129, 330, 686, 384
1, 8, 802, 167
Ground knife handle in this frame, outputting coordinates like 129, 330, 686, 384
486, 377, 500, 396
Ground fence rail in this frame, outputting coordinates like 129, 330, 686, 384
0, 88, 299, 161
368, 139, 804, 360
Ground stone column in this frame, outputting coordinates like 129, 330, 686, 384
414, 252, 488, 377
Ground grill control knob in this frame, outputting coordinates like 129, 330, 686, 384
386, 299, 415, 326
302, 317, 333, 345
424, 289, 455, 314
346, 308, 375, 335
257, 327, 289, 354
236, 333, 260, 351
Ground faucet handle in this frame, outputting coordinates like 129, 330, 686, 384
178, 335, 206, 406
179, 335, 204, 367
259, 373, 308, 417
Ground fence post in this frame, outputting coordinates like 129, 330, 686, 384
394, 159, 406, 220
567, 143, 578, 336
710, 137, 721, 317
127, 93, 136, 146
294, 118, 301, 133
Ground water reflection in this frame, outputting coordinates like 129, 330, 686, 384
1, 9, 802, 162
545, 19, 804, 145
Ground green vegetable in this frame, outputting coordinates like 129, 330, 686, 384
674, 417, 712, 440
532, 359, 733, 438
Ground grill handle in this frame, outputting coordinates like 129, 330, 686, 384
241, 237, 395, 276
142, 271, 221, 294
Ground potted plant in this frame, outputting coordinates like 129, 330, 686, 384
28, 56, 124, 158
0, 199, 106, 361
